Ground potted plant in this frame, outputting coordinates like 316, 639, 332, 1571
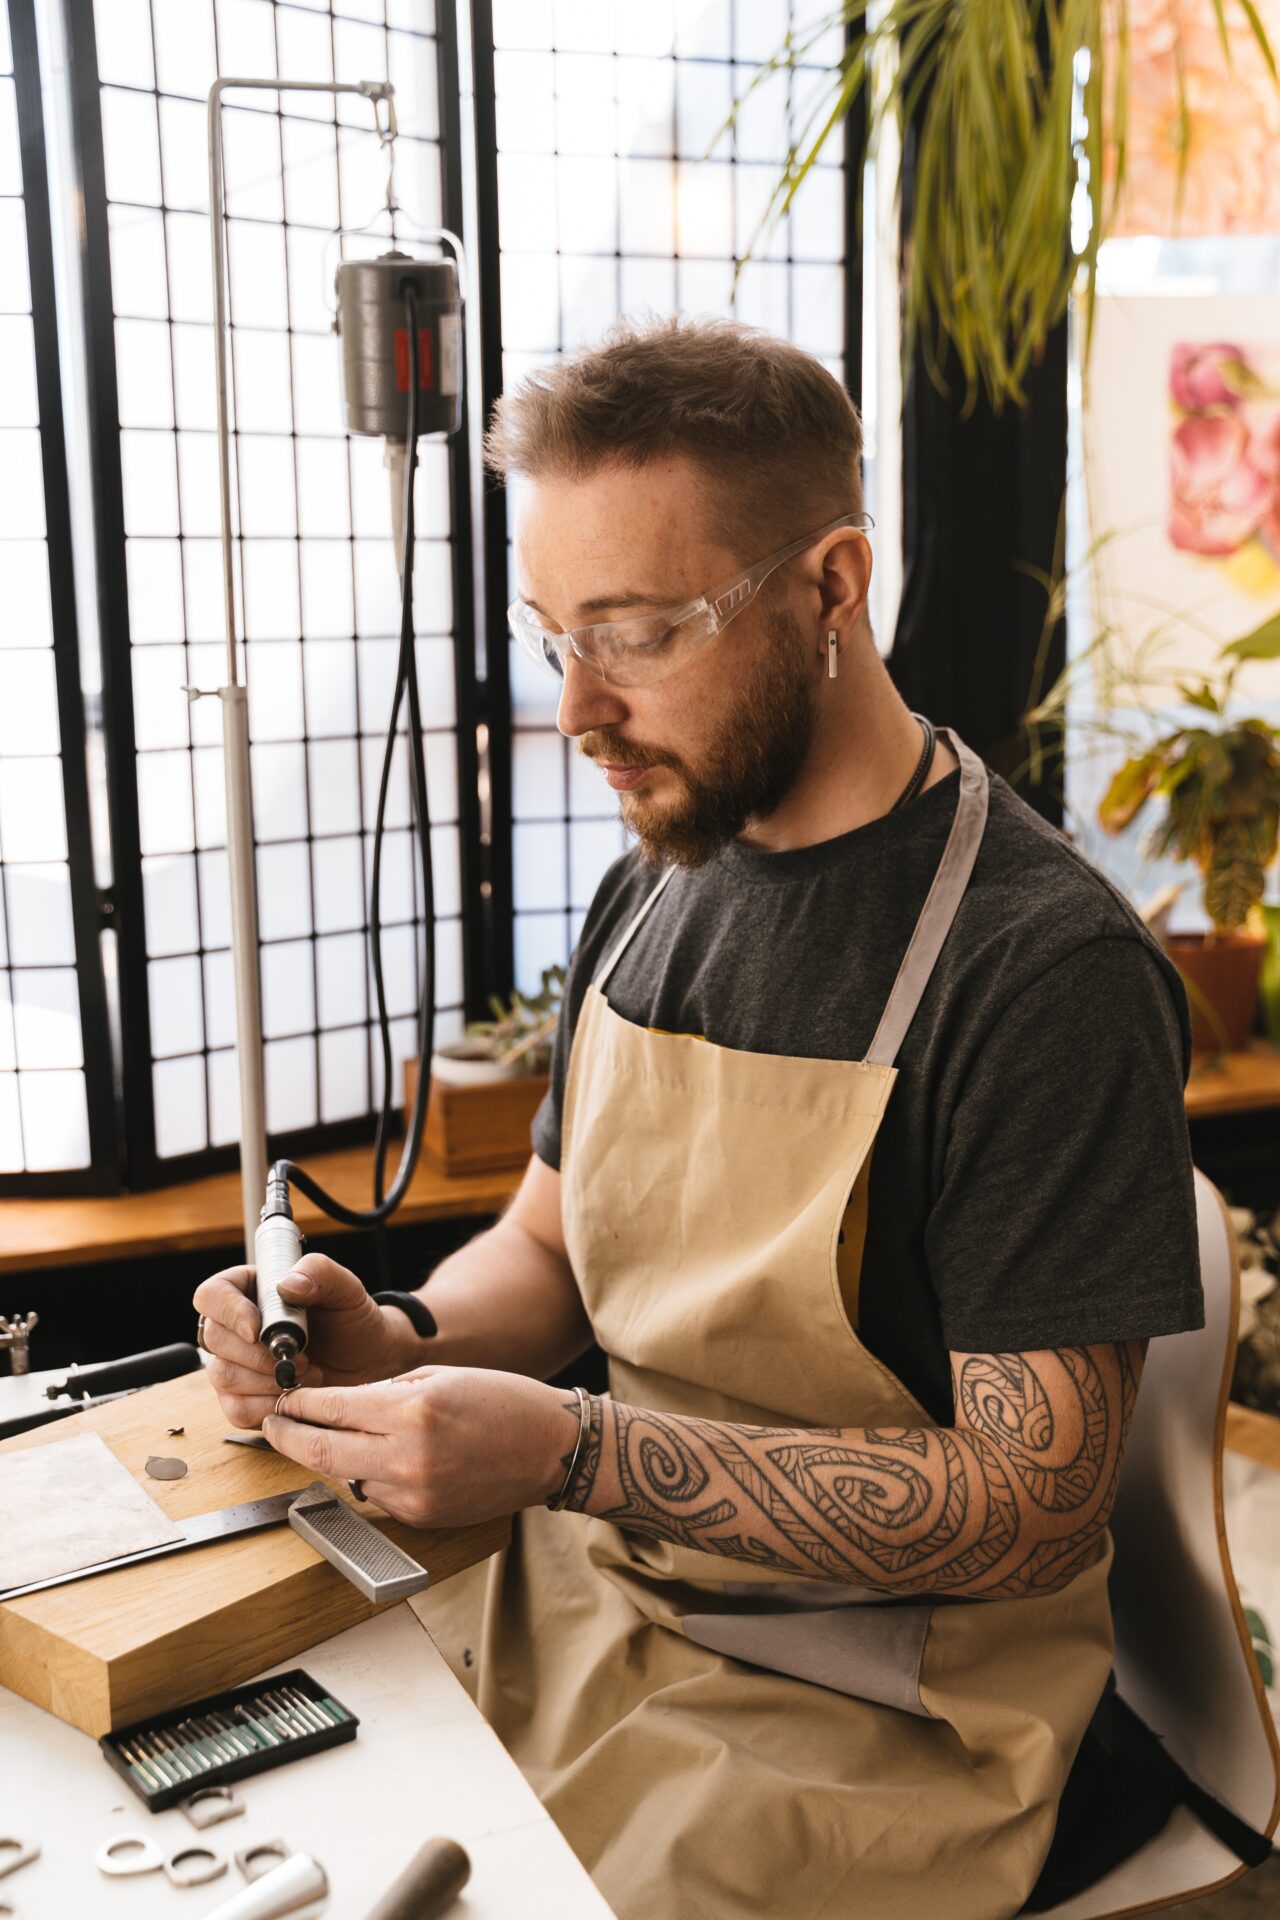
405, 968, 566, 1176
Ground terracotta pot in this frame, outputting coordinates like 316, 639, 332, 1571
1164, 930, 1266, 1054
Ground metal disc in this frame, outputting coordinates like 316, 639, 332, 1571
144, 1455, 188, 1480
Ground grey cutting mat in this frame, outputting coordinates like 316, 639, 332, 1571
0, 1430, 184, 1590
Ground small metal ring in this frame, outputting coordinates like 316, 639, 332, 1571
274, 1388, 297, 1418
196, 1314, 211, 1354
347, 1478, 367, 1503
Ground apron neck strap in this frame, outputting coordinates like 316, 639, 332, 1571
863, 725, 989, 1068
595, 865, 677, 991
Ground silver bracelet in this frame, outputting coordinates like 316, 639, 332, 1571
546, 1385, 591, 1511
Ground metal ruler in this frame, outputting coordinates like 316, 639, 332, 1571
0, 1491, 297, 1603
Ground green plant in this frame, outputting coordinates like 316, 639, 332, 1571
463, 966, 567, 1073
733, 0, 1275, 413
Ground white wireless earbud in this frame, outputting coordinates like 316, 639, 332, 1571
827, 630, 838, 680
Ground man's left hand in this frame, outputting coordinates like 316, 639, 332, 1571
261, 1366, 580, 1528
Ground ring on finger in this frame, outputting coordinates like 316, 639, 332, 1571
274, 1387, 298, 1418
196, 1314, 211, 1355
347, 1478, 367, 1503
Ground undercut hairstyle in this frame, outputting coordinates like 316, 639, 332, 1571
483, 315, 865, 558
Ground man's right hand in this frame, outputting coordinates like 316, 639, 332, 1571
193, 1253, 412, 1430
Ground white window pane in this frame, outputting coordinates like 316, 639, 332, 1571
6, 864, 75, 966
93, 0, 156, 89
187, 642, 224, 742
620, 158, 674, 254
242, 539, 300, 640
501, 254, 559, 354
121, 430, 180, 535
514, 820, 567, 912
302, 637, 357, 737
297, 438, 350, 537
733, 0, 789, 63
333, 19, 387, 110
0, 540, 52, 648
300, 541, 353, 637
203, 947, 234, 1048
108, 204, 167, 318
265, 1033, 315, 1131
413, 440, 450, 540
0, 758, 66, 861
183, 538, 224, 642
514, 729, 567, 820
290, 332, 345, 437
257, 839, 311, 939
148, 953, 205, 1056
568, 736, 618, 816
308, 737, 361, 837
509, 633, 560, 729
175, 430, 221, 535
677, 256, 734, 314
20, 1069, 90, 1170
207, 1045, 239, 1145
251, 740, 309, 841
515, 911, 570, 996
433, 915, 463, 1010
152, 0, 216, 97
222, 106, 284, 222
559, 256, 618, 349
192, 743, 228, 847
215, 0, 278, 77
101, 88, 162, 207
369, 1013, 418, 1110
263, 938, 315, 1038
247, 640, 304, 741
415, 636, 456, 729
493, 0, 553, 50
0, 316, 38, 426
132, 644, 190, 749
791, 263, 843, 356
0, 976, 12, 1066
362, 822, 413, 920
275, 10, 334, 100
197, 847, 231, 946
676, 0, 730, 59
387, 36, 438, 139
316, 930, 367, 1029
138, 749, 195, 855
496, 51, 555, 152
425, 729, 458, 825
228, 222, 288, 332
498, 154, 558, 254
367, 920, 417, 1018
281, 116, 340, 233
0, 202, 30, 313
0, 81, 16, 196
0, 429, 45, 537
677, 61, 732, 162
617, 57, 674, 157
142, 852, 200, 956
735, 257, 792, 335
349, 435, 394, 537
353, 539, 401, 636
165, 211, 214, 322
734, 162, 789, 263
732, 61, 789, 165
233, 328, 294, 435
571, 818, 625, 909
287, 227, 333, 329
619, 253, 675, 314
11, 968, 83, 1069
154, 1052, 208, 1157
677, 160, 733, 257
238, 434, 296, 538
126, 538, 184, 642
319, 1024, 367, 1122
360, 729, 409, 833
312, 834, 365, 934
429, 822, 461, 919
0, 1075, 21, 1170
0, 650, 59, 755
554, 0, 613, 53
618, 1, 674, 56
554, 53, 615, 156
790, 161, 844, 263
409, 540, 452, 636
171, 323, 217, 429
158, 95, 211, 212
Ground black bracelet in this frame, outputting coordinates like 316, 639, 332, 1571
371, 1290, 438, 1340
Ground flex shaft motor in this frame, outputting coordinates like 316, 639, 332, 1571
255, 1166, 307, 1389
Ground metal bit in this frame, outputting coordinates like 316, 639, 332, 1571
192, 1716, 242, 1762
278, 1687, 328, 1732
232, 1703, 280, 1748
155, 1727, 203, 1777
262, 1691, 311, 1736
175, 1719, 228, 1768
136, 1732, 186, 1783
248, 1695, 297, 1742
119, 1739, 167, 1791
210, 1711, 255, 1755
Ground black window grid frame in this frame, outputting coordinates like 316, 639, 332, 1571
63, 0, 488, 1191
0, 0, 117, 1195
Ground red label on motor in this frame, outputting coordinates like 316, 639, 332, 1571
394, 327, 435, 392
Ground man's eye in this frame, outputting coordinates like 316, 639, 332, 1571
616, 625, 674, 656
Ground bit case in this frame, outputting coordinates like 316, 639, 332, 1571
99, 1668, 357, 1812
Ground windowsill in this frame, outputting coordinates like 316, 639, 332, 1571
0, 1145, 521, 1275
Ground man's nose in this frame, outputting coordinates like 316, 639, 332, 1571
556, 653, 628, 738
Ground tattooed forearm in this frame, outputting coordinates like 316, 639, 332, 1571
560, 1341, 1145, 1598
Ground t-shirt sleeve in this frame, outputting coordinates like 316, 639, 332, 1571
924, 935, 1204, 1353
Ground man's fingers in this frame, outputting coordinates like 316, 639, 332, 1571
270, 1380, 419, 1434
200, 1320, 275, 1375
260, 1415, 394, 1484
208, 1356, 324, 1401
193, 1267, 261, 1346
273, 1252, 369, 1310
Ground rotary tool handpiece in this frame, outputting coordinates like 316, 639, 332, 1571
255, 1168, 308, 1389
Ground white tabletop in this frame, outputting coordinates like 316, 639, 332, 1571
0, 1601, 616, 1920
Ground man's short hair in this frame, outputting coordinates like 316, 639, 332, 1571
484, 315, 864, 556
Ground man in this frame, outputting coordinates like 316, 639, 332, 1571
196, 319, 1202, 1920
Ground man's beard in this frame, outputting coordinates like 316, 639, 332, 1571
581, 608, 818, 870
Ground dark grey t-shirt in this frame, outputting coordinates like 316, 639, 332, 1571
532, 762, 1204, 1423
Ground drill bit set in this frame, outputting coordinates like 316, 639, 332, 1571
99, 1668, 357, 1811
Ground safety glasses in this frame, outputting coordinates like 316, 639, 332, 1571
508, 510, 873, 689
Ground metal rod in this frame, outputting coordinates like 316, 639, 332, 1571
206, 74, 396, 1253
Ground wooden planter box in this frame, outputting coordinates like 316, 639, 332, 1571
404, 1058, 549, 1177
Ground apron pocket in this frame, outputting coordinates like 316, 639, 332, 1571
682, 1598, 934, 1717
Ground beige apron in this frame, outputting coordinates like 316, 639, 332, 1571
416, 726, 1114, 1920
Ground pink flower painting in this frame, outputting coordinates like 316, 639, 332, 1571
1168, 343, 1280, 566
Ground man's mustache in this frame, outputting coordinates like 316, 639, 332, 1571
579, 736, 674, 771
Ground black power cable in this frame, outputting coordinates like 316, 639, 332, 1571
274, 283, 436, 1236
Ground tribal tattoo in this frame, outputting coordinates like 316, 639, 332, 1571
560, 1340, 1146, 1598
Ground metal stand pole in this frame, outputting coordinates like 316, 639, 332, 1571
207, 75, 396, 1253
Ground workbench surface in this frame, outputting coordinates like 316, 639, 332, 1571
0, 1601, 616, 1919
